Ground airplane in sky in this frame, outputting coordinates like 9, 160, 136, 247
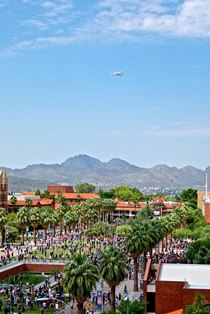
111, 71, 125, 76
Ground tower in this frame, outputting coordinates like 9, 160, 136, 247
0, 170, 8, 208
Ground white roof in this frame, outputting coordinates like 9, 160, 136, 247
159, 264, 210, 287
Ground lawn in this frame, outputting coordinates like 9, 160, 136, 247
0, 273, 51, 286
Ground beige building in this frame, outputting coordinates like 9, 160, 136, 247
0, 170, 8, 208
197, 190, 210, 223
197, 190, 210, 210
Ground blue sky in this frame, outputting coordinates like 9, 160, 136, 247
0, 0, 210, 170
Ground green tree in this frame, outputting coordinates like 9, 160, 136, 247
180, 188, 198, 210
0, 207, 8, 247
25, 198, 33, 209
114, 185, 144, 202
137, 203, 153, 221
85, 222, 115, 237
85, 198, 104, 222
186, 239, 210, 262
35, 189, 41, 196
64, 253, 99, 314
17, 207, 30, 245
98, 188, 115, 199
40, 189, 55, 199
40, 206, 54, 239
117, 300, 146, 314
126, 222, 149, 291
74, 183, 96, 193
99, 246, 127, 311
56, 204, 69, 235
29, 207, 41, 244
195, 246, 209, 264
10, 195, 17, 207
183, 293, 210, 314
65, 207, 79, 231
116, 224, 132, 236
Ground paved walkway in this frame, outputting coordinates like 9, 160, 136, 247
56, 276, 142, 314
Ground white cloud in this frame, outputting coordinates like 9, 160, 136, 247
2, 0, 210, 57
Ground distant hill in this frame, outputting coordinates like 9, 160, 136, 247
0, 154, 208, 191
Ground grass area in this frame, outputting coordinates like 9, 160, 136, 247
0, 273, 51, 286
0, 295, 69, 314
34, 247, 68, 260
0, 304, 55, 314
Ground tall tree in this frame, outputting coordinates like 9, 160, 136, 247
126, 222, 149, 291
74, 183, 96, 193
25, 198, 33, 209
56, 205, 69, 235
0, 207, 8, 247
180, 188, 198, 210
40, 206, 54, 239
99, 246, 127, 311
64, 253, 99, 314
183, 293, 210, 314
17, 207, 30, 245
10, 195, 17, 207
29, 207, 41, 244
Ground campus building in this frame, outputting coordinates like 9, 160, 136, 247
197, 190, 210, 223
144, 260, 210, 314
48, 185, 74, 194
0, 170, 8, 208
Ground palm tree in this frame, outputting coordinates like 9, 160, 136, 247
63, 253, 99, 314
29, 207, 41, 244
56, 205, 69, 235
85, 222, 115, 237
0, 207, 7, 247
161, 214, 180, 252
85, 198, 104, 222
126, 222, 149, 291
17, 207, 30, 245
64, 208, 78, 231
10, 195, 17, 210
25, 198, 33, 209
40, 206, 54, 239
51, 212, 59, 236
102, 199, 116, 222
142, 220, 163, 269
99, 246, 127, 311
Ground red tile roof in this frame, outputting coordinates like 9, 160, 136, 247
21, 192, 36, 196
56, 193, 99, 199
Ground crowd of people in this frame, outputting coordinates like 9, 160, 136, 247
0, 273, 65, 313
0, 227, 194, 313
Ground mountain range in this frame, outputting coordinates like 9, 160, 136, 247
1, 154, 209, 192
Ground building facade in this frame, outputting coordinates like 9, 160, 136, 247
0, 170, 8, 208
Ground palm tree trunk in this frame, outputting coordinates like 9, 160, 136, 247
110, 285, 116, 310
149, 247, 152, 258
22, 229, 25, 245
33, 228, 36, 245
98, 209, 101, 222
142, 251, 147, 275
60, 220, 62, 236
44, 228, 47, 239
0, 228, 3, 247
133, 256, 138, 292
77, 302, 83, 314
53, 225, 56, 236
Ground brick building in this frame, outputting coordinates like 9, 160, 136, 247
144, 261, 210, 314
0, 170, 8, 208
48, 185, 74, 194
